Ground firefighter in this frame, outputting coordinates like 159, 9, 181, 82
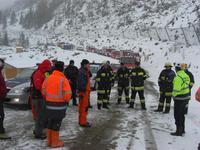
31, 59, 52, 139
64, 60, 79, 106
96, 61, 113, 110
42, 61, 71, 148
0, 59, 11, 139
181, 63, 195, 114
107, 60, 115, 104
155, 62, 175, 113
171, 63, 190, 136
77, 59, 91, 127
116, 62, 130, 104
129, 61, 148, 110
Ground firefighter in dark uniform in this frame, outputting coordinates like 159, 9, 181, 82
116, 62, 130, 104
129, 61, 148, 110
155, 62, 175, 113
107, 61, 115, 104
181, 63, 195, 114
96, 61, 113, 110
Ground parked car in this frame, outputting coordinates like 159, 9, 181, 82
5, 68, 36, 108
90, 63, 101, 90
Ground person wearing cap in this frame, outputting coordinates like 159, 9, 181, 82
171, 63, 190, 136
42, 61, 72, 148
31, 59, 52, 139
116, 62, 130, 104
155, 62, 175, 113
181, 63, 195, 114
129, 61, 148, 110
77, 59, 91, 127
96, 61, 113, 110
0, 59, 11, 139
64, 60, 79, 106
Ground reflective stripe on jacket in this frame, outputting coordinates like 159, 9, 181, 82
172, 70, 190, 100
42, 70, 72, 103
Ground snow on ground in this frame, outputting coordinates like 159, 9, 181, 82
2, 82, 200, 150
0, 46, 119, 68
1, 31, 200, 150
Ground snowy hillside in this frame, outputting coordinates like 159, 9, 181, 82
0, 46, 119, 68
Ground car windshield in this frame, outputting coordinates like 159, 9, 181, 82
15, 68, 36, 79
90, 65, 99, 74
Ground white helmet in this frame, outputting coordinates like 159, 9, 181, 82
164, 62, 172, 67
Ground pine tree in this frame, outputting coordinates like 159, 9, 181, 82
10, 11, 17, 25
19, 13, 24, 25
25, 37, 29, 48
19, 32, 25, 47
2, 15, 7, 29
0, 33, 3, 45
3, 31, 9, 46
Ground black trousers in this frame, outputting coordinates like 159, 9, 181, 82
70, 83, 77, 105
97, 93, 109, 105
174, 100, 187, 127
32, 98, 46, 136
158, 92, 172, 111
118, 85, 129, 102
47, 119, 62, 131
131, 90, 145, 101
0, 100, 5, 133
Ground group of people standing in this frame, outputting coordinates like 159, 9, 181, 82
98, 60, 195, 137
0, 57, 197, 148
155, 62, 194, 136
30, 59, 92, 148
95, 60, 148, 110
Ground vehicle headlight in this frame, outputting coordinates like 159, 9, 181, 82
13, 98, 20, 102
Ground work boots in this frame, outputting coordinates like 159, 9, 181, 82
97, 104, 102, 110
126, 99, 130, 104
117, 99, 121, 105
47, 129, 51, 146
141, 103, 146, 110
103, 103, 110, 109
128, 102, 134, 108
154, 105, 163, 112
50, 130, 64, 148
163, 107, 170, 114
171, 126, 183, 136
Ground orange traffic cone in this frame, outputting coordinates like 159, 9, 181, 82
50, 130, 64, 148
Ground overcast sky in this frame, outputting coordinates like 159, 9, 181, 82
0, 0, 18, 10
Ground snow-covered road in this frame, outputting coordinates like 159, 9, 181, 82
1, 81, 200, 150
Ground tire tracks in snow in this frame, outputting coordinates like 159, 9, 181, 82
143, 81, 159, 150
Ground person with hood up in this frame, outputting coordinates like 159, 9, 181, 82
31, 59, 52, 139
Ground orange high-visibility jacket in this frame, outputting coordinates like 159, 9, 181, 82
42, 70, 72, 103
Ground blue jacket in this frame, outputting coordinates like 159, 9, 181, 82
77, 67, 89, 92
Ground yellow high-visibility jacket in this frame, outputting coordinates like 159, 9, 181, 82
172, 70, 190, 100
